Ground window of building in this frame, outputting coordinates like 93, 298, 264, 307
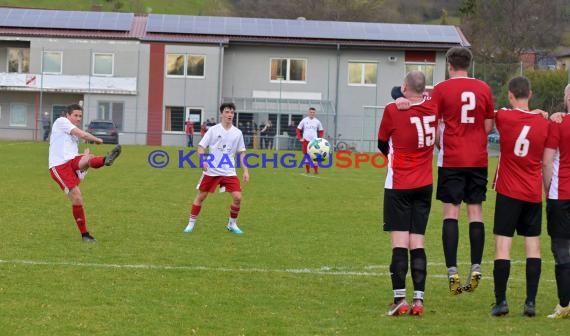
166, 54, 185, 76
166, 54, 206, 77
270, 58, 307, 82
186, 108, 203, 133
93, 53, 114, 76
97, 102, 124, 130
42, 51, 63, 74
348, 62, 377, 86
405, 63, 435, 87
165, 106, 185, 132
405, 51, 436, 87
51, 105, 67, 123
10, 103, 27, 127
7, 48, 29, 73
187, 55, 205, 77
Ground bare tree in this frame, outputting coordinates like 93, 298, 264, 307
459, 0, 565, 61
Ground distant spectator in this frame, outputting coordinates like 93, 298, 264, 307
42, 112, 51, 141
260, 120, 274, 150
185, 120, 194, 147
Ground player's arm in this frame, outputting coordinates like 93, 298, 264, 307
484, 118, 494, 134
296, 127, 303, 141
377, 140, 389, 156
543, 148, 556, 194
239, 150, 249, 182
394, 97, 411, 111
70, 127, 103, 144
197, 145, 208, 171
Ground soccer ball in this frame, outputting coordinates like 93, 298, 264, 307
307, 138, 331, 161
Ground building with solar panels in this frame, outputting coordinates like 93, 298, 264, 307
0, 7, 469, 150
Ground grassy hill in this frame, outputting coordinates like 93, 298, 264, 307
0, 0, 227, 15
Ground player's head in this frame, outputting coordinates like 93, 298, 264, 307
508, 76, 531, 100
403, 70, 426, 96
446, 46, 472, 71
64, 103, 83, 125
308, 107, 316, 118
219, 102, 236, 124
564, 84, 570, 112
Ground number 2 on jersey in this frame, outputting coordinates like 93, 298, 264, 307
410, 116, 436, 148
461, 91, 476, 123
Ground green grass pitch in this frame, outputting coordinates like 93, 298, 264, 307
0, 141, 566, 335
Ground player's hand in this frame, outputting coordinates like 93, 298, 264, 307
94, 137, 103, 145
242, 171, 250, 182
531, 109, 549, 120
550, 112, 566, 124
395, 97, 411, 110
201, 162, 209, 172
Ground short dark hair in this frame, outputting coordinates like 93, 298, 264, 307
309, 107, 316, 112
219, 102, 236, 113
446, 46, 472, 70
508, 76, 531, 99
65, 103, 83, 115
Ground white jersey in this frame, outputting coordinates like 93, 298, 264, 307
199, 124, 246, 176
297, 117, 323, 141
49, 117, 79, 168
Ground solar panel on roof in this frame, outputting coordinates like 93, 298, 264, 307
0, 8, 133, 31
147, 14, 462, 43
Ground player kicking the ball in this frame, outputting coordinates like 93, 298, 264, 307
184, 102, 250, 234
49, 103, 122, 242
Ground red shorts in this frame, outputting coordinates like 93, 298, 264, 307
197, 175, 241, 193
49, 155, 83, 193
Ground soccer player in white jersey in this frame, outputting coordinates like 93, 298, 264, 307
48, 103, 122, 242
184, 103, 250, 234
296, 107, 324, 174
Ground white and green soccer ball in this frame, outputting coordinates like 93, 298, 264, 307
307, 138, 331, 162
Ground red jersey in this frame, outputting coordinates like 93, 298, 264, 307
378, 98, 438, 189
493, 108, 551, 202
432, 77, 495, 168
545, 118, 570, 200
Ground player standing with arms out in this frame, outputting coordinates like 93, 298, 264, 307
49, 104, 122, 242
428, 47, 495, 294
490, 76, 551, 317
542, 84, 570, 319
297, 107, 324, 174
378, 71, 438, 316
184, 102, 250, 234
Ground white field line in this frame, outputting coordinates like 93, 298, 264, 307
0, 258, 554, 282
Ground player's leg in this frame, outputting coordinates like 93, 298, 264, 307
463, 167, 488, 292
50, 161, 94, 241
520, 202, 542, 317
225, 176, 244, 234
547, 199, 570, 318
384, 189, 410, 316
184, 175, 218, 233
67, 186, 95, 242
549, 237, 570, 318
302, 140, 310, 173
184, 191, 209, 233
437, 167, 463, 294
409, 185, 431, 315
388, 231, 410, 316
491, 193, 519, 316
